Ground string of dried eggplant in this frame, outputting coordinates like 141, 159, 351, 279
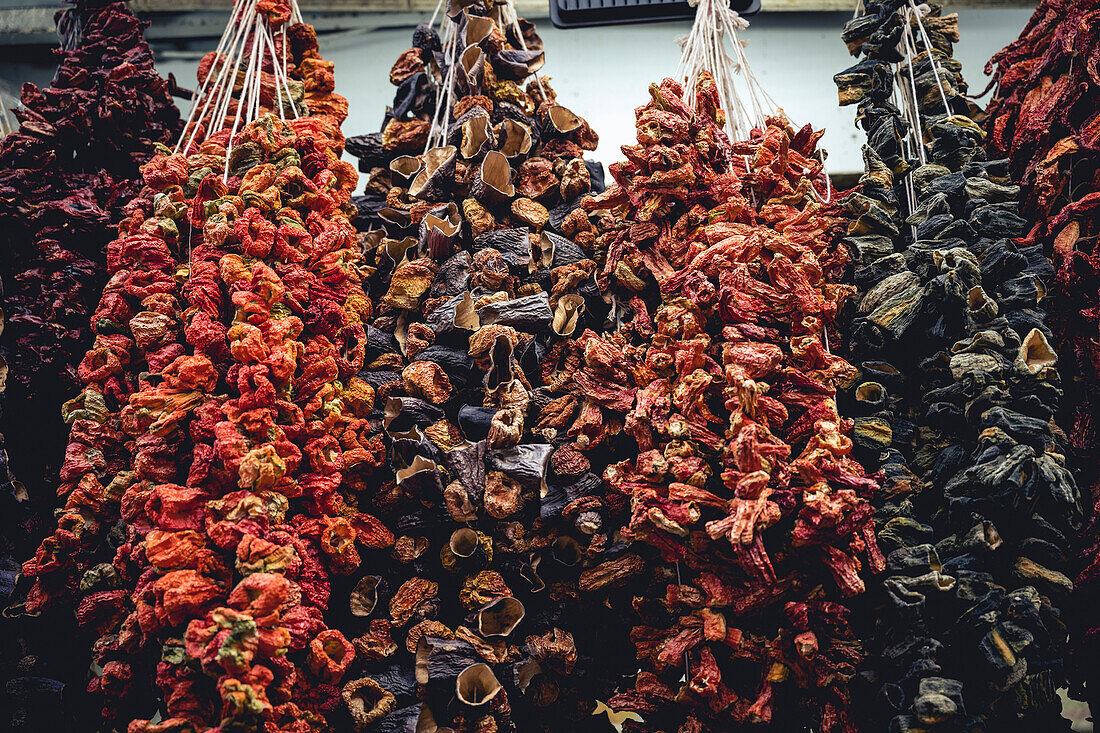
835, 2, 1081, 729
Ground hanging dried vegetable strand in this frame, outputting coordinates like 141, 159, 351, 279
835, 2, 1081, 729
0, 1, 182, 727
341, 2, 625, 731
566, 63, 882, 729
16, 0, 393, 728
0, 0, 182, 578
981, 0, 1100, 715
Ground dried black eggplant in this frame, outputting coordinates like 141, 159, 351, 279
836, 3, 1082, 730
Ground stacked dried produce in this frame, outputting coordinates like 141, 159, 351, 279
555, 73, 881, 733
982, 0, 1100, 713
15, 8, 403, 729
835, 2, 1081, 729
340, 6, 626, 733
0, 0, 181, 572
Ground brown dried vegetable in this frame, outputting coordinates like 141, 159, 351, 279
341, 7, 626, 733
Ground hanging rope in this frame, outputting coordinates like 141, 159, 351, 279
674, 0, 780, 142
423, 0, 458, 153
174, 0, 304, 159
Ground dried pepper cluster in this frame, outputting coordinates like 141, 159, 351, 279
835, 2, 1081, 729
15, 14, 403, 730
336, 6, 630, 733
557, 74, 882, 733
0, 0, 181, 565
347, 5, 600, 234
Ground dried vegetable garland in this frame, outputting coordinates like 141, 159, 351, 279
0, 0, 181, 576
341, 4, 628, 732
981, 2, 1100, 714
835, 2, 1081, 729
565, 73, 881, 733
15, 1, 402, 728
0, 1, 182, 727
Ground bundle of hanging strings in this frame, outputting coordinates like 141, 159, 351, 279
419, 0, 549, 153
674, 0, 777, 143
176, 0, 306, 158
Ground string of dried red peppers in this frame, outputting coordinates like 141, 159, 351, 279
982, 0, 1100, 716
572, 74, 881, 733
17, 11, 398, 730
0, 2, 181, 726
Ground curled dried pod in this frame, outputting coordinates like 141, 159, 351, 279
450, 528, 480, 559
455, 663, 503, 707
493, 48, 546, 81
551, 536, 582, 567
484, 332, 517, 393
460, 113, 496, 160
384, 236, 419, 266
418, 202, 462, 260
861, 360, 904, 390
379, 206, 415, 235
396, 455, 445, 499
425, 292, 480, 337
1018, 328, 1056, 374
551, 294, 585, 337
545, 105, 582, 136
477, 596, 525, 637
462, 12, 504, 53
350, 575, 382, 617
854, 381, 887, 415
342, 677, 397, 730
409, 145, 458, 201
470, 151, 515, 207
458, 45, 485, 95
967, 285, 999, 322
390, 155, 423, 187
498, 119, 533, 161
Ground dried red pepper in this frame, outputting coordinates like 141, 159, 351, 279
17, 11, 392, 729
570, 73, 880, 732
0, 2, 181, 727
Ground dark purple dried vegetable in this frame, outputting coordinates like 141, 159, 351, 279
0, 1, 181, 728
982, 1, 1100, 713
343, 8, 622, 733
